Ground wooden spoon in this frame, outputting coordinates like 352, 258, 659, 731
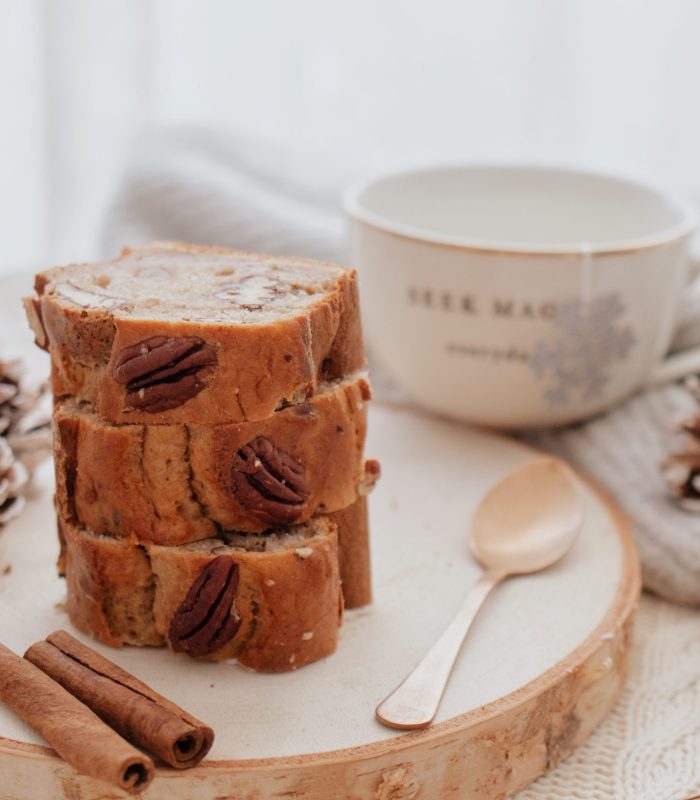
375, 456, 584, 730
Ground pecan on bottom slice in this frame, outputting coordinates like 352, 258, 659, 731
231, 436, 310, 525
112, 335, 217, 413
168, 557, 241, 658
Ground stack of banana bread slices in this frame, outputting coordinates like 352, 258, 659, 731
24, 242, 379, 671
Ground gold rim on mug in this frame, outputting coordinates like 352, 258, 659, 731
344, 163, 698, 258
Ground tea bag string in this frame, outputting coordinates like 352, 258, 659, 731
579, 240, 593, 314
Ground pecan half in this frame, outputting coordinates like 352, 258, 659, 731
55, 281, 125, 310
112, 336, 217, 412
168, 557, 241, 658
215, 274, 283, 310
231, 437, 309, 524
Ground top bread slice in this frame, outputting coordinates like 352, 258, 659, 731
25, 242, 365, 425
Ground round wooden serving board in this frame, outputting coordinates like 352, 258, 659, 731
0, 403, 640, 800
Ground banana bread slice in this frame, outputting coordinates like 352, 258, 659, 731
53, 375, 375, 544
60, 516, 343, 672
25, 242, 365, 425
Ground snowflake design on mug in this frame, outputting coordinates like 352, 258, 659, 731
529, 293, 637, 408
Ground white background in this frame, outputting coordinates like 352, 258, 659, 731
3, 0, 700, 273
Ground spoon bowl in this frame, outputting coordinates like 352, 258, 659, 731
469, 457, 584, 575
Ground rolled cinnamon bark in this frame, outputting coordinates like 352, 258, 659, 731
0, 641, 154, 794
25, 630, 214, 768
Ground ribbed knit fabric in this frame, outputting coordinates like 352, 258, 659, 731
528, 384, 700, 606
102, 128, 348, 263
104, 128, 700, 606
516, 594, 700, 800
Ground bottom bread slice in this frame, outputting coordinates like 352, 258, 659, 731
60, 516, 343, 672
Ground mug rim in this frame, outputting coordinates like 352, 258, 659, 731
343, 162, 698, 257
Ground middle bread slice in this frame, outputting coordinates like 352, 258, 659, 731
54, 374, 374, 545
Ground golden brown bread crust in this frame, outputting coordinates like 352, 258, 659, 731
61, 517, 343, 671
61, 518, 162, 648
327, 497, 372, 609
53, 376, 373, 544
25, 242, 365, 426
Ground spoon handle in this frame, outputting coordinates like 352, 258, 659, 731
375, 570, 505, 730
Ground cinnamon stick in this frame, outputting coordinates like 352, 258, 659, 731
0, 642, 154, 794
25, 630, 214, 768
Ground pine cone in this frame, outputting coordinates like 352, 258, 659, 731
0, 358, 51, 527
0, 437, 28, 524
663, 451, 700, 511
662, 374, 700, 509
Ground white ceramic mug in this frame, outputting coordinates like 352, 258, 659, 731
345, 164, 700, 429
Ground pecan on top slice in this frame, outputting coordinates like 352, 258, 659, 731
231, 436, 310, 525
168, 556, 241, 658
112, 335, 217, 413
